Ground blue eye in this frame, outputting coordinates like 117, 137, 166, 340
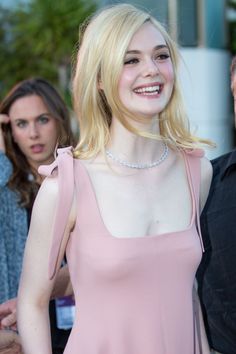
16, 120, 27, 128
38, 115, 50, 124
160, 54, 170, 59
155, 52, 170, 61
124, 58, 139, 65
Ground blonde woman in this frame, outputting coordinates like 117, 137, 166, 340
18, 4, 212, 353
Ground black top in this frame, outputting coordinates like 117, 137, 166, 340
197, 149, 236, 354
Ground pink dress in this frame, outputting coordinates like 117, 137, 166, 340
39, 148, 205, 354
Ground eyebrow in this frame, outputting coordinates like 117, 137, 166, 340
13, 113, 50, 122
125, 45, 168, 55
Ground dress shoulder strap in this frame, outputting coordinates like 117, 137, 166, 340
183, 148, 205, 252
38, 146, 74, 279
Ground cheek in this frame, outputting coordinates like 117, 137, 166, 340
162, 65, 175, 101
118, 70, 135, 92
165, 63, 175, 84
10, 125, 24, 144
45, 121, 59, 142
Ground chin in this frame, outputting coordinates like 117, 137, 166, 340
138, 110, 163, 119
134, 104, 167, 117
31, 153, 48, 163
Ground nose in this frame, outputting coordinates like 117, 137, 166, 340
143, 59, 159, 77
29, 122, 39, 139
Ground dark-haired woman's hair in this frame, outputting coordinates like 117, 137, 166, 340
230, 56, 236, 78
0, 77, 75, 208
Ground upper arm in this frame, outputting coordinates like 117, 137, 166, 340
200, 157, 213, 213
18, 176, 75, 307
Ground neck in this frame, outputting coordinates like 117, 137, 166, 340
108, 116, 163, 162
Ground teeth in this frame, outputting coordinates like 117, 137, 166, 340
134, 85, 161, 94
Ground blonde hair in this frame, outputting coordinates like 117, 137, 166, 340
72, 3, 213, 159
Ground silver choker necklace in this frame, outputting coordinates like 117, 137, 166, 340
105, 142, 169, 169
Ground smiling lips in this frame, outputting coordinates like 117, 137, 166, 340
30, 144, 44, 153
133, 83, 163, 96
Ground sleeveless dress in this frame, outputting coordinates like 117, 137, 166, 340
39, 147, 205, 354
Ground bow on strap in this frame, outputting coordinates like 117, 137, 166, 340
38, 147, 74, 279
184, 148, 205, 158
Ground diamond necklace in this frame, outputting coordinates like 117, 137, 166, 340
105, 141, 169, 169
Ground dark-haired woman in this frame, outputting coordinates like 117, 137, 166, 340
0, 78, 75, 354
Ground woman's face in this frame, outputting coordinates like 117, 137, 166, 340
118, 22, 174, 121
9, 94, 59, 169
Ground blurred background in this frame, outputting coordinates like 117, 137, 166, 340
0, 0, 236, 158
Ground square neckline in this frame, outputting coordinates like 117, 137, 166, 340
75, 150, 196, 241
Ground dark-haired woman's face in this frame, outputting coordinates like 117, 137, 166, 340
9, 94, 59, 170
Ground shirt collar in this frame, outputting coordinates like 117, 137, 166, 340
221, 149, 236, 180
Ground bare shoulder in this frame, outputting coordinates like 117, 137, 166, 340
31, 175, 76, 236
200, 156, 213, 212
31, 176, 59, 220
27, 177, 59, 248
